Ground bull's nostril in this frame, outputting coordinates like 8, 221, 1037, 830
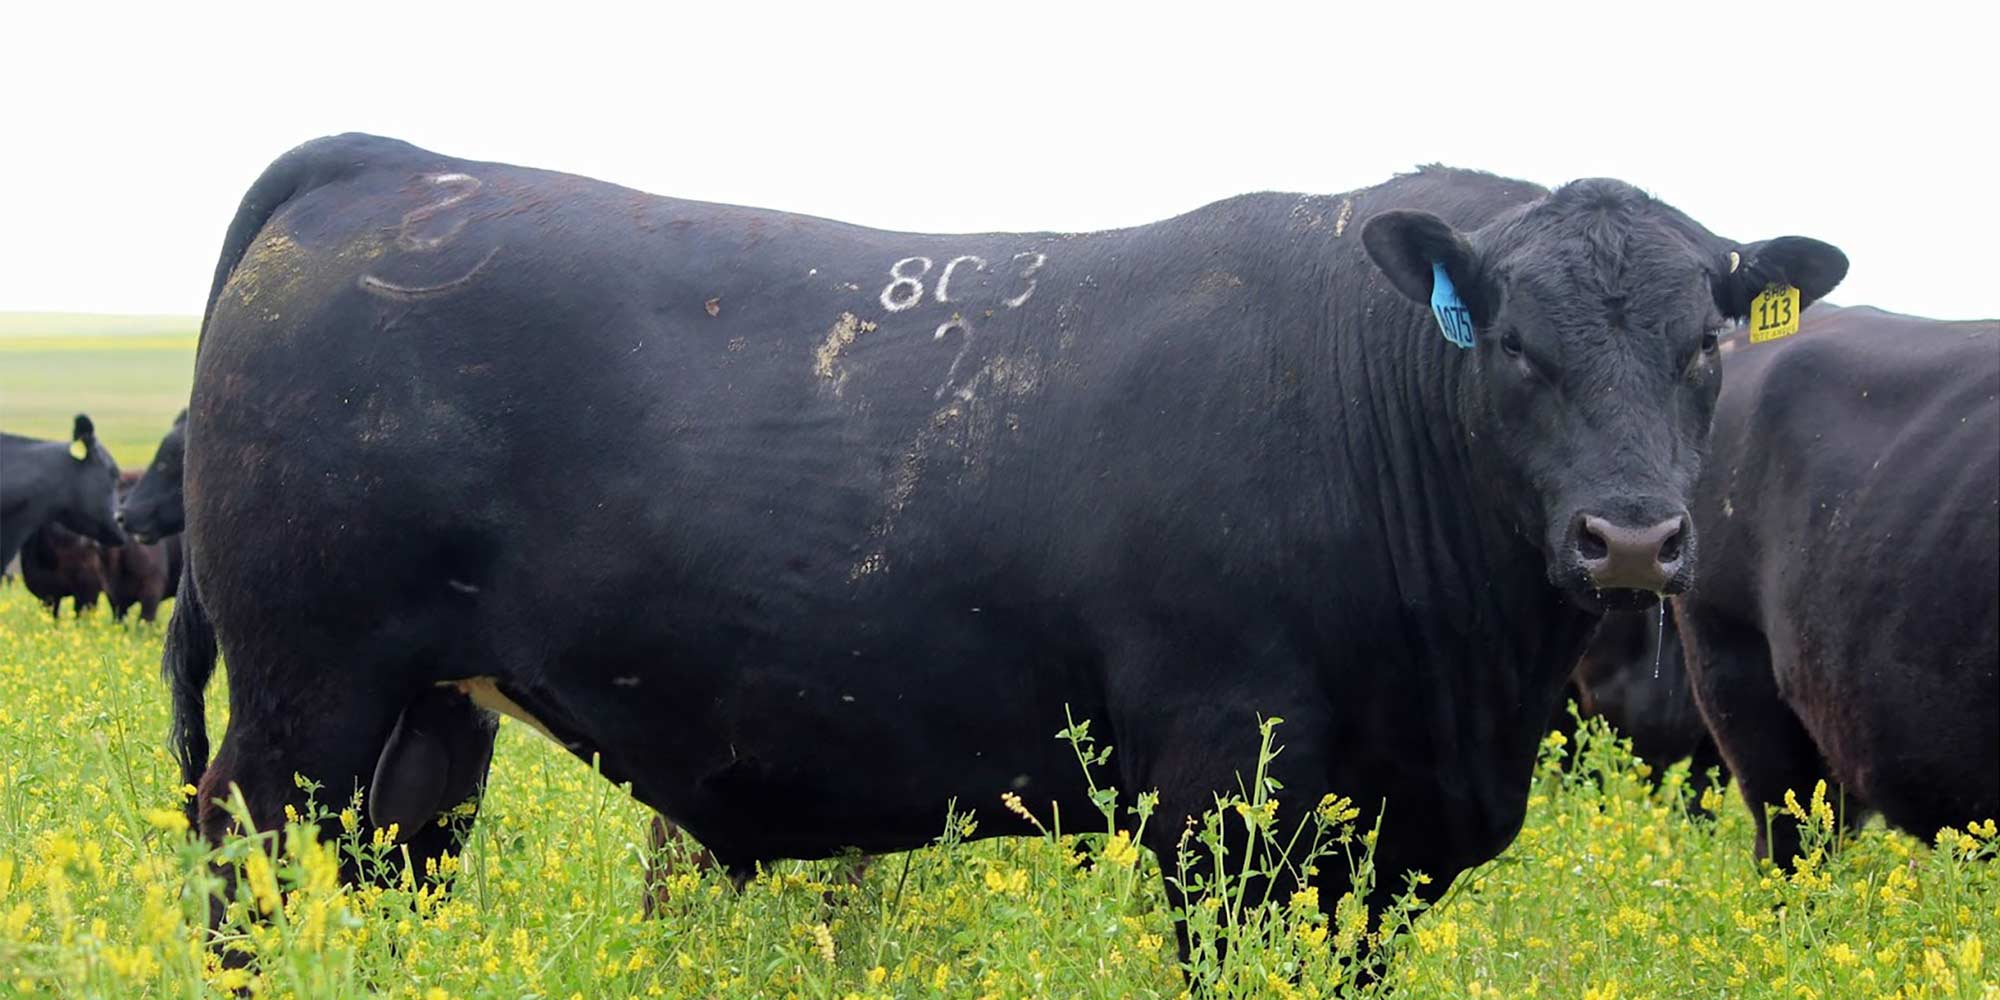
1577, 525, 1609, 561
1657, 524, 1685, 564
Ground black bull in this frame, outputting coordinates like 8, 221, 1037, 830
169, 135, 1844, 940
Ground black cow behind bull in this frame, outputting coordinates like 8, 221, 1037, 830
19, 469, 182, 623
119, 409, 187, 544
1565, 605, 1728, 800
164, 134, 1845, 953
22, 520, 107, 618
104, 471, 182, 622
1, 415, 125, 571
1677, 304, 1999, 866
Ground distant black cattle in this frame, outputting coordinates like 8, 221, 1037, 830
104, 472, 181, 622
19, 470, 183, 623
1568, 605, 1727, 797
1, 415, 125, 571
1677, 304, 1999, 866
21, 521, 106, 619
118, 410, 186, 544
166, 135, 1845, 950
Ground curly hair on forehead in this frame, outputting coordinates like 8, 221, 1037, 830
1496, 179, 1718, 326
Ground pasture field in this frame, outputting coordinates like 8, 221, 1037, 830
0, 588, 1994, 998
0, 313, 198, 469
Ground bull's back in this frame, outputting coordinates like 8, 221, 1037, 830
197, 139, 1162, 609
186, 137, 1357, 852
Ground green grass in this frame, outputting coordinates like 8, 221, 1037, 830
0, 587, 1994, 998
0, 313, 199, 339
0, 313, 197, 468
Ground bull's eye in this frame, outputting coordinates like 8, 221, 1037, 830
1700, 331, 1720, 353
1499, 331, 1524, 358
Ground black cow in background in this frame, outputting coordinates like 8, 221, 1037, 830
1678, 304, 1999, 866
21, 521, 106, 618
166, 135, 1845, 953
1, 415, 125, 570
18, 470, 183, 623
105, 471, 181, 622
119, 409, 186, 544
1567, 605, 1728, 798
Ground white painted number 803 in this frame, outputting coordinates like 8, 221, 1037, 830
878, 251, 1046, 313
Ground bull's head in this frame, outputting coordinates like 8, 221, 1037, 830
1364, 180, 1846, 611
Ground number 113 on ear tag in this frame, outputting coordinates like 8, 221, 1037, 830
1748, 284, 1801, 343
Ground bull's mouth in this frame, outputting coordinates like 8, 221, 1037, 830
1563, 585, 1665, 615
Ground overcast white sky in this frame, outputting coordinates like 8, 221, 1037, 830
3, 2, 1993, 319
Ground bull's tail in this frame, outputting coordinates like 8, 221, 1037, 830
165, 562, 217, 824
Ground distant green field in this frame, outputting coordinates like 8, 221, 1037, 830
0, 312, 198, 468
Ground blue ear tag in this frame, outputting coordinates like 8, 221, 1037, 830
1430, 262, 1475, 349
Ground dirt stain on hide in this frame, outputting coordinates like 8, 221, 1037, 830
225, 232, 311, 309
813, 312, 877, 397
1194, 271, 1245, 294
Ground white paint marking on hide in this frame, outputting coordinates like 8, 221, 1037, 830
1333, 197, 1355, 237
359, 246, 502, 300
443, 677, 558, 743
613, 676, 641, 687
936, 255, 987, 303
935, 322, 977, 400
1003, 251, 1046, 308
446, 579, 480, 594
881, 256, 932, 312
397, 173, 483, 251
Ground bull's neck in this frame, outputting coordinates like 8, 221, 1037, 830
1318, 300, 1595, 701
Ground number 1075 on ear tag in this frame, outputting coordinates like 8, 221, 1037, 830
1749, 284, 1801, 343
1430, 263, 1475, 349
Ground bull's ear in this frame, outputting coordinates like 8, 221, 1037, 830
1362, 210, 1492, 326
369, 701, 452, 843
1714, 237, 1848, 319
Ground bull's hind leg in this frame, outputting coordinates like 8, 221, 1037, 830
1678, 605, 1832, 867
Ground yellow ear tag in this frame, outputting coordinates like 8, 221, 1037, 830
1748, 284, 1801, 343
68, 439, 89, 460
